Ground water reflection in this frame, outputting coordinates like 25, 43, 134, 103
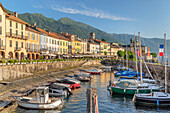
13, 72, 170, 113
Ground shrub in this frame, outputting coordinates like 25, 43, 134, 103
8, 60, 14, 63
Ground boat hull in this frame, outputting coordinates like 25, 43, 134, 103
135, 95, 170, 107
16, 99, 62, 110
111, 87, 151, 95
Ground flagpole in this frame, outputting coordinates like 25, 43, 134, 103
139, 32, 143, 84
164, 33, 167, 93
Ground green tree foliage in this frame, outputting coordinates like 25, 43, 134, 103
117, 50, 124, 58
101, 38, 106, 41
151, 52, 157, 58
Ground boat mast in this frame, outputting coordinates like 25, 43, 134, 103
139, 32, 143, 84
164, 33, 167, 93
126, 45, 128, 68
135, 34, 138, 74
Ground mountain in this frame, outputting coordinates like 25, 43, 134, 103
18, 13, 119, 43
5, 9, 168, 54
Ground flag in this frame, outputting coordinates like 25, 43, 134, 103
159, 45, 164, 56
137, 49, 140, 57
148, 47, 150, 56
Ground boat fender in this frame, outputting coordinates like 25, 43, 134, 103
157, 99, 159, 106
124, 89, 126, 93
111, 83, 116, 87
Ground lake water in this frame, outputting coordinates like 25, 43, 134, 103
13, 72, 170, 113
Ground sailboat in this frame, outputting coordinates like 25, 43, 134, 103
133, 33, 170, 107
111, 32, 161, 95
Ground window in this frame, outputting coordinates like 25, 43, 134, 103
60, 41, 62, 46
21, 31, 23, 39
10, 21, 12, 27
21, 42, 23, 48
49, 39, 51, 44
32, 33, 35, 40
16, 41, 18, 48
36, 34, 38, 41
16, 23, 18, 29
21, 25, 23, 30
32, 44, 35, 52
0, 26, 2, 35
10, 40, 12, 47
55, 40, 56, 45
10, 29, 12, 36
60, 48, 62, 53
28, 32, 30, 39
0, 15, 2, 22
57, 41, 59, 45
63, 42, 65, 46
46, 38, 48, 43
66, 42, 67, 46
16, 30, 18, 36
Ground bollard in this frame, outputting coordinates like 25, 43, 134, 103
87, 88, 99, 113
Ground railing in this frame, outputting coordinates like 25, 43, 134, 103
14, 47, 21, 51
26, 48, 31, 52
6, 32, 28, 40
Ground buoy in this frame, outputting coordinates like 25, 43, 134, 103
111, 83, 116, 87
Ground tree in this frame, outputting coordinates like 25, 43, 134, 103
151, 53, 157, 58
101, 38, 106, 42
117, 50, 124, 58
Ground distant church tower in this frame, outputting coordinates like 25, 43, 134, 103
90, 32, 95, 40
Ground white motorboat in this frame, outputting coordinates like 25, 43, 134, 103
14, 87, 62, 110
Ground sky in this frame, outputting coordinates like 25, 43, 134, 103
1, 0, 170, 39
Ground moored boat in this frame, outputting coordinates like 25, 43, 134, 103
14, 87, 62, 110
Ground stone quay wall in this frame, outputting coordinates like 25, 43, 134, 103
0, 60, 101, 81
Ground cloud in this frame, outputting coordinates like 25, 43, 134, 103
51, 5, 133, 21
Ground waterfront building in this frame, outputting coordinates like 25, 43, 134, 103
90, 32, 110, 55
25, 25, 40, 60
5, 12, 27, 60
74, 37, 82, 54
122, 37, 147, 55
36, 28, 48, 56
0, 3, 6, 58
110, 42, 125, 58
56, 33, 69, 55
81, 39, 87, 54
61, 33, 76, 54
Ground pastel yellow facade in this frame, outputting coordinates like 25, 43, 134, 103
74, 40, 81, 54
5, 14, 27, 60
100, 42, 110, 55
0, 4, 6, 58
26, 26, 40, 60
59, 39, 68, 54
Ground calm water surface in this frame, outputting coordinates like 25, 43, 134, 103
13, 72, 170, 113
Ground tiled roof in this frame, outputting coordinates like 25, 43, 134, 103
26, 26, 41, 34
55, 33, 70, 41
6, 13, 28, 25
0, 3, 6, 12
95, 39, 110, 44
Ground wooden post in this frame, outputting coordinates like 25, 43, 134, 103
87, 88, 99, 113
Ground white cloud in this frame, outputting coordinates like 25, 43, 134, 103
51, 5, 133, 21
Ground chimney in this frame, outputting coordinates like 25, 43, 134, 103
33, 22, 37, 27
14, 12, 18, 17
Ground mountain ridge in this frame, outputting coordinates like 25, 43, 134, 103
4, 8, 170, 54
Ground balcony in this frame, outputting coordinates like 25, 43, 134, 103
40, 48, 48, 52
0, 46, 5, 50
15, 47, 21, 51
6, 32, 28, 40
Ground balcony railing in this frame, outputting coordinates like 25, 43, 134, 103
6, 32, 28, 40
15, 47, 21, 51
0, 45, 5, 50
